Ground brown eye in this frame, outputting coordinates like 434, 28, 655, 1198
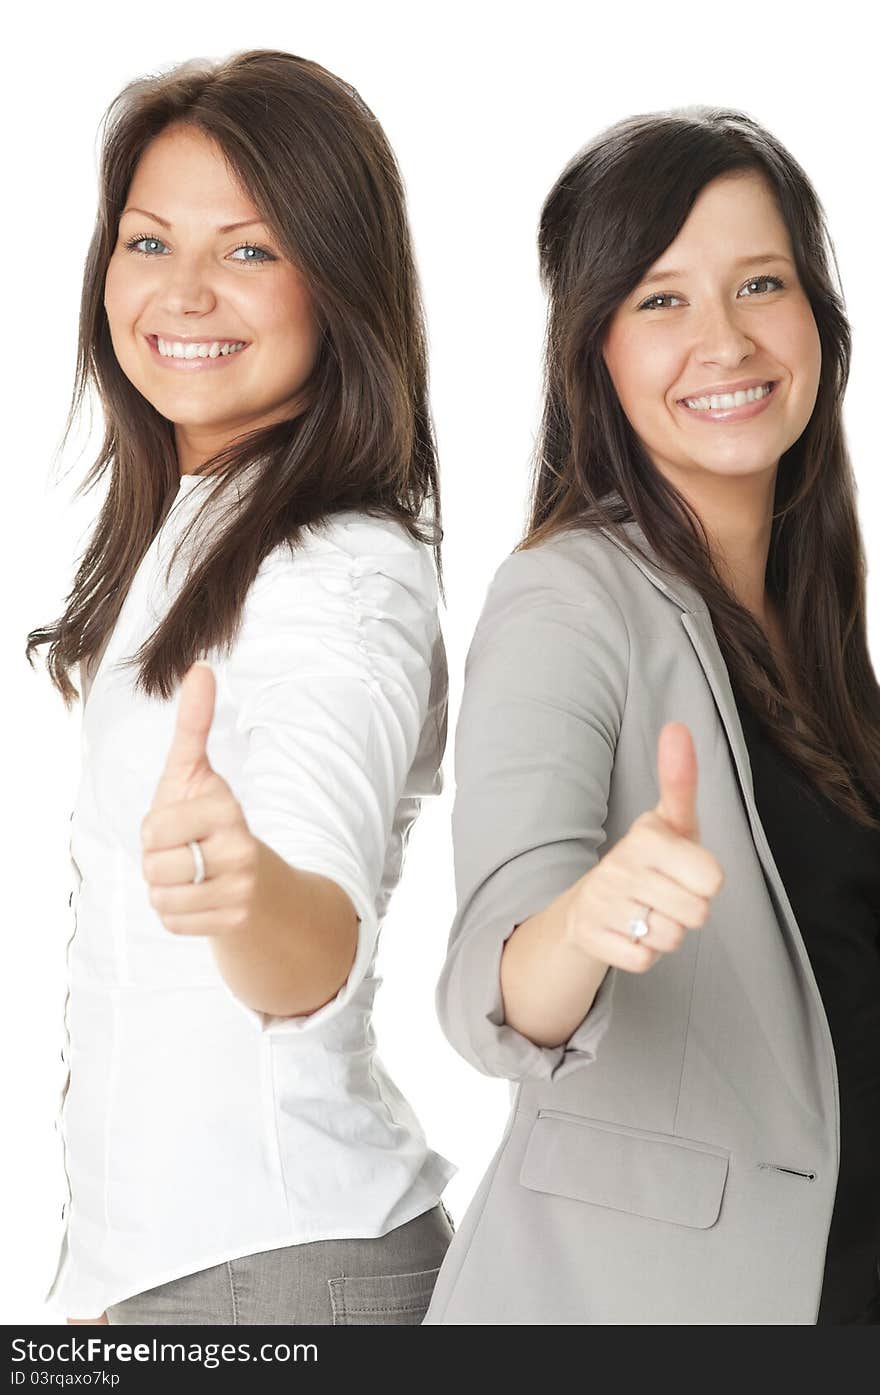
637, 292, 685, 312
740, 274, 785, 297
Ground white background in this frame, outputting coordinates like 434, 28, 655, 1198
4, 0, 878, 1324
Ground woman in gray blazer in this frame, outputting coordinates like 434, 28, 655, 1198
424, 107, 880, 1325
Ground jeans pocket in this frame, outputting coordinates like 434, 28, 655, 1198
328, 1265, 441, 1326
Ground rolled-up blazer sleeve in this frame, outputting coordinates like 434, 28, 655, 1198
436, 541, 630, 1082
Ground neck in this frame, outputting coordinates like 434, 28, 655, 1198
660, 466, 778, 627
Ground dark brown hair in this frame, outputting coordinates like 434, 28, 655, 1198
526, 105, 880, 829
26, 49, 442, 705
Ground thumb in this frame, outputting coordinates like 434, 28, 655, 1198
655, 721, 700, 841
161, 660, 216, 785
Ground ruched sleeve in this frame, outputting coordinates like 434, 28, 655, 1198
215, 511, 445, 1037
436, 541, 630, 1083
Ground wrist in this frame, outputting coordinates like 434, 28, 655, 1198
555, 878, 609, 972
555, 880, 588, 953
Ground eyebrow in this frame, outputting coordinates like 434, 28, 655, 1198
636, 252, 794, 289
120, 206, 267, 234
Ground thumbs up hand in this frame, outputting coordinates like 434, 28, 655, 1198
140, 661, 259, 937
560, 722, 725, 974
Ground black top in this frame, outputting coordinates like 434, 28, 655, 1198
730, 680, 880, 1324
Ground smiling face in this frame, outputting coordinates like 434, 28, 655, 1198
104, 122, 322, 475
602, 170, 822, 502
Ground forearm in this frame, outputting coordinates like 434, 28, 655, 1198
500, 883, 609, 1048
210, 838, 359, 1018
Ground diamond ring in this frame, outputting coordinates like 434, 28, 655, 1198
627, 907, 651, 942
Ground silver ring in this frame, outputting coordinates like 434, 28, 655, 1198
188, 839, 206, 885
627, 906, 651, 942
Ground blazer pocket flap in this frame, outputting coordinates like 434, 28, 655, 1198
519, 1111, 729, 1229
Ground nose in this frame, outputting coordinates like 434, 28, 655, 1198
156, 252, 218, 317
691, 297, 755, 368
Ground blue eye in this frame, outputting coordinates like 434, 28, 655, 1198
122, 233, 275, 266
637, 273, 786, 312
229, 242, 274, 264
124, 234, 165, 256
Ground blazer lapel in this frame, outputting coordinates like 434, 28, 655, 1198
597, 509, 759, 818
597, 509, 835, 1033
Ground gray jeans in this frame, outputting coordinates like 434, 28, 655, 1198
105, 1203, 454, 1325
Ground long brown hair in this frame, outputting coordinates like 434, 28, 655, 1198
26, 49, 442, 706
527, 105, 880, 830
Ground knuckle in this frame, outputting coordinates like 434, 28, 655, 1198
689, 897, 709, 927
701, 853, 725, 895
630, 945, 657, 973
651, 918, 678, 950
236, 842, 257, 873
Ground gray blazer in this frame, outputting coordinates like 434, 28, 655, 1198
424, 502, 839, 1325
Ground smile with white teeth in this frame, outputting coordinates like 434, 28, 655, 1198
155, 336, 247, 359
681, 382, 774, 412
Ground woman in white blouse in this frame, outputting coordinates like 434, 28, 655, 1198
26, 48, 456, 1326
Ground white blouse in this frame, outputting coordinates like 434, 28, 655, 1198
46, 471, 456, 1318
